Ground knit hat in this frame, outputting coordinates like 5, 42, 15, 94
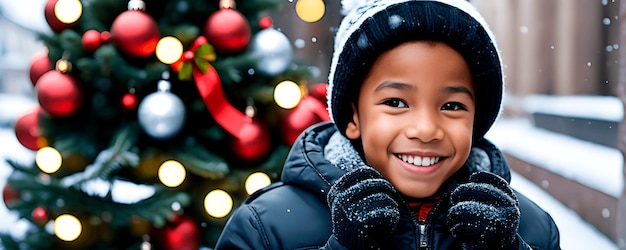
327, 0, 504, 142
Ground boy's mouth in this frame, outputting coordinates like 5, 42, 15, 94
395, 154, 441, 167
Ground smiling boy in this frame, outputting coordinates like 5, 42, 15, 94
215, 0, 560, 249
346, 41, 475, 199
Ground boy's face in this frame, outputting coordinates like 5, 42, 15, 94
345, 41, 475, 198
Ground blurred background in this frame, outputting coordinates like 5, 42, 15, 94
0, 0, 624, 249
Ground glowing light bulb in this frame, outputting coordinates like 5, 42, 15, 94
204, 189, 233, 218
56, 59, 72, 73
36, 146, 62, 174
156, 36, 184, 64
274, 80, 302, 109
55, 0, 82, 24
245, 172, 271, 195
54, 214, 82, 241
158, 160, 186, 188
295, 0, 325, 23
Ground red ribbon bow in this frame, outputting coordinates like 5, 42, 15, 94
171, 36, 252, 139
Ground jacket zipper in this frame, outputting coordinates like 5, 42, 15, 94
408, 171, 467, 249
418, 219, 429, 249
414, 192, 449, 249
403, 200, 433, 250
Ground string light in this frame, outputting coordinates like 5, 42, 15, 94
36, 146, 62, 174
54, 0, 83, 24
54, 214, 82, 241
55, 59, 72, 73
158, 160, 186, 188
295, 0, 325, 23
204, 189, 233, 218
274, 80, 302, 109
156, 36, 183, 64
245, 172, 271, 195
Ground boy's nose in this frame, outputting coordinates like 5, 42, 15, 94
404, 110, 444, 143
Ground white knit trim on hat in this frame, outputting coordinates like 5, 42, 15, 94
341, 0, 368, 15
327, 0, 504, 124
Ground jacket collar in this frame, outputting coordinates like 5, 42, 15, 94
281, 122, 346, 199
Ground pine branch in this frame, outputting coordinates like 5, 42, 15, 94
6, 164, 190, 229
92, 44, 167, 87
58, 30, 85, 61
260, 145, 289, 174
126, 190, 191, 228
213, 53, 257, 85
0, 229, 54, 250
5, 159, 39, 175
170, 144, 230, 180
60, 124, 140, 187
238, 0, 284, 21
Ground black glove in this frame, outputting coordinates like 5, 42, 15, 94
327, 166, 401, 249
447, 171, 520, 250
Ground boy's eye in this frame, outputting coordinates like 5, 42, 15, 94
441, 102, 467, 111
382, 98, 408, 108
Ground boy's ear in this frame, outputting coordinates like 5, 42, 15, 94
345, 103, 361, 140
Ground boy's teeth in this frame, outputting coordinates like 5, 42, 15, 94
397, 154, 440, 167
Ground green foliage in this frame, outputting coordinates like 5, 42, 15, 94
3, 0, 318, 248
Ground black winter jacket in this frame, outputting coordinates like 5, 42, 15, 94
215, 122, 560, 249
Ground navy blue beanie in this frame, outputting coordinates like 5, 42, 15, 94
327, 0, 503, 142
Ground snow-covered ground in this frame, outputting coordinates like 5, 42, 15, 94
487, 118, 623, 199
510, 171, 618, 250
486, 117, 621, 249
521, 94, 623, 122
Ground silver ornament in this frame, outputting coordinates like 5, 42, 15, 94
251, 28, 293, 76
138, 80, 186, 139
128, 0, 146, 11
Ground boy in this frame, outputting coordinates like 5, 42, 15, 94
215, 0, 560, 249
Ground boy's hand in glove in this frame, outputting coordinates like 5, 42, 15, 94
327, 166, 401, 249
447, 171, 520, 250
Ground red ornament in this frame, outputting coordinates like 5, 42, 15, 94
230, 119, 271, 162
44, 0, 73, 33
29, 51, 52, 86
309, 83, 328, 105
281, 96, 330, 145
31, 207, 49, 226
2, 183, 19, 209
155, 215, 200, 250
82, 30, 103, 52
14, 108, 42, 150
111, 10, 160, 58
121, 92, 138, 110
100, 31, 111, 42
259, 16, 273, 29
203, 8, 251, 54
36, 70, 82, 117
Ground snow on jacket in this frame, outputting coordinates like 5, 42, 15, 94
215, 122, 560, 249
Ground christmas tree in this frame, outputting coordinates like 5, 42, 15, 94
2, 0, 330, 248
